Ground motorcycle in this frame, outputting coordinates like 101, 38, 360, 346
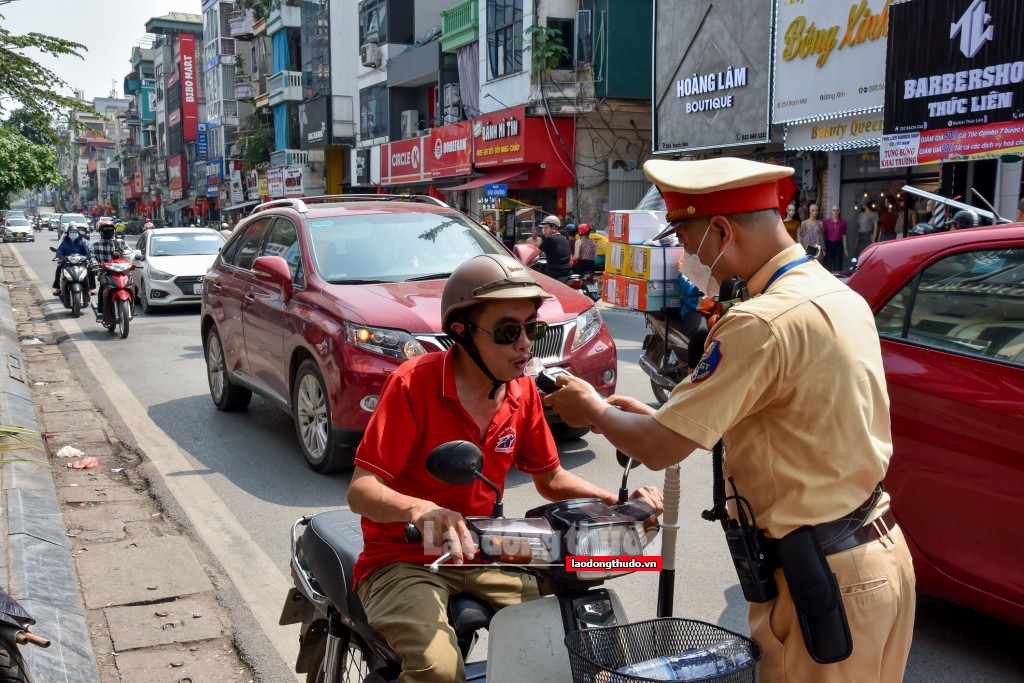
90, 258, 136, 339
49, 247, 90, 318
280, 441, 661, 683
0, 587, 50, 682
640, 307, 706, 406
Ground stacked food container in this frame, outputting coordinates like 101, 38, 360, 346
602, 211, 686, 311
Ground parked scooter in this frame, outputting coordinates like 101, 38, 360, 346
90, 257, 136, 339
280, 441, 660, 683
49, 247, 90, 318
0, 587, 50, 683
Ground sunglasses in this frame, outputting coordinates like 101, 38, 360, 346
469, 320, 548, 345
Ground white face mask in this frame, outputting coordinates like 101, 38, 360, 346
681, 221, 727, 295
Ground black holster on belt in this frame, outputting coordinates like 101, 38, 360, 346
775, 527, 853, 663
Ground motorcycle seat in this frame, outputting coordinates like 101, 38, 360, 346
302, 510, 494, 641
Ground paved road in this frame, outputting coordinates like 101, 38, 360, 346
10, 234, 1023, 681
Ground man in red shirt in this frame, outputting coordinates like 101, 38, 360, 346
348, 253, 660, 683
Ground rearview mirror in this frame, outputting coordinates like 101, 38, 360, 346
616, 449, 641, 471
425, 441, 483, 486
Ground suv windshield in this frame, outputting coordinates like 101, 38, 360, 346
308, 211, 505, 283
151, 233, 224, 256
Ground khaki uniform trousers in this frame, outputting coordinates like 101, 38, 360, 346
749, 523, 916, 683
356, 562, 540, 683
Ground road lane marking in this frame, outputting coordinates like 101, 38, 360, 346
11, 248, 301, 678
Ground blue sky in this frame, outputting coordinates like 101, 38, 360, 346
3, 0, 202, 104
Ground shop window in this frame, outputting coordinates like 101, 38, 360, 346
487, 0, 523, 80
876, 247, 1024, 366
360, 82, 388, 140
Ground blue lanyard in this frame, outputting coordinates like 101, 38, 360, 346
762, 254, 814, 292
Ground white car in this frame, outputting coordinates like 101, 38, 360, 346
2, 218, 34, 242
133, 228, 226, 313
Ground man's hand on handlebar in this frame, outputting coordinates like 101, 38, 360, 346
628, 485, 664, 515
411, 505, 476, 564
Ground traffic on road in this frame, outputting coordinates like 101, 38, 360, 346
2, 199, 1021, 681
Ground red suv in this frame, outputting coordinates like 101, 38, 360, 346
847, 225, 1024, 625
200, 196, 617, 472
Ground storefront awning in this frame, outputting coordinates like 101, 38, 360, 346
223, 199, 260, 212
440, 164, 536, 192
164, 198, 193, 212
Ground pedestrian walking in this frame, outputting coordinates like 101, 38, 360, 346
856, 203, 878, 256
544, 156, 916, 683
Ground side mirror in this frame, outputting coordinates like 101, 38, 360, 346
49, 246, 57, 253
425, 441, 483, 486
252, 255, 293, 301
513, 243, 541, 268
133, 250, 144, 261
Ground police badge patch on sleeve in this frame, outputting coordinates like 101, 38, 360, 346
690, 339, 722, 384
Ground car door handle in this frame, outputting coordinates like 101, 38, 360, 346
243, 293, 255, 304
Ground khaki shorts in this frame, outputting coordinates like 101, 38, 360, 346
357, 562, 539, 683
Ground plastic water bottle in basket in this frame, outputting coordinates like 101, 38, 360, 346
566, 617, 761, 683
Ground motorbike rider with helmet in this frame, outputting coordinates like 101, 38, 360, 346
347, 253, 661, 683
91, 219, 133, 322
52, 224, 91, 296
950, 209, 979, 230
572, 222, 598, 275
538, 215, 572, 281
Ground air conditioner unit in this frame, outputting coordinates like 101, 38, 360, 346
359, 43, 380, 68
401, 110, 419, 139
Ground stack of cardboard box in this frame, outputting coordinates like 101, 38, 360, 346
602, 211, 686, 311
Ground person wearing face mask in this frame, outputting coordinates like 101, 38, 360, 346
52, 224, 92, 296
543, 157, 915, 683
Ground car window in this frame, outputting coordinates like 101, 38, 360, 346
307, 211, 502, 283
262, 217, 302, 281
224, 217, 271, 270
150, 233, 224, 256
61, 214, 87, 224
6, 219, 30, 226
875, 247, 1024, 365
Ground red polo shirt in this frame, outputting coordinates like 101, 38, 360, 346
352, 346, 560, 587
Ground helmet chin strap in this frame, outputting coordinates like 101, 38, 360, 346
451, 330, 505, 399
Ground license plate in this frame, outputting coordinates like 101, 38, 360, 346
16, 233, 24, 238
193, 283, 203, 295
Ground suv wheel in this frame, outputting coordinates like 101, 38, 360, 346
293, 359, 346, 473
205, 327, 252, 410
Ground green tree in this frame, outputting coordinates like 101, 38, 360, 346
0, 13, 92, 131
0, 126, 62, 208
3, 107, 53, 145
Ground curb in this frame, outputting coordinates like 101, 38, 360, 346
0, 261, 100, 681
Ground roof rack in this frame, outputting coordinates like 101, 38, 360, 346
249, 194, 450, 215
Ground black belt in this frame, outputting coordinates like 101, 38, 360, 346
821, 510, 897, 555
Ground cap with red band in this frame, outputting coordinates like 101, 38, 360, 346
645, 157, 796, 239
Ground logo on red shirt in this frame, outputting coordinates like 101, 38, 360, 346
496, 427, 516, 453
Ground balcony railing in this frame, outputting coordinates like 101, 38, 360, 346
120, 144, 142, 157
270, 149, 308, 167
268, 70, 302, 106
267, 3, 301, 35
234, 81, 257, 100
230, 9, 255, 39
441, 0, 478, 52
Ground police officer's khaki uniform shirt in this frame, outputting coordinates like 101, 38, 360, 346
654, 244, 891, 539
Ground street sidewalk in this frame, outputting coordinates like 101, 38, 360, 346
0, 248, 260, 682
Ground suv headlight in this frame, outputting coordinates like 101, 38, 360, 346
571, 307, 602, 351
344, 322, 428, 360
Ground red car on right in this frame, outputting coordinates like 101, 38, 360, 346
847, 225, 1024, 627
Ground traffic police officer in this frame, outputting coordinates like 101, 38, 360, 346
544, 157, 915, 682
